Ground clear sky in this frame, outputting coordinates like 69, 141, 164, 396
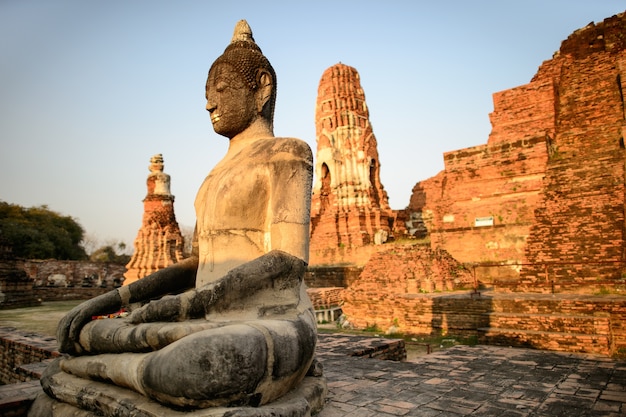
0, 1, 623, 252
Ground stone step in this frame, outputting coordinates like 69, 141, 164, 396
478, 327, 611, 355
483, 312, 611, 334
0, 380, 42, 416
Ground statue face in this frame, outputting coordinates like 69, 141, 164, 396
205, 63, 257, 139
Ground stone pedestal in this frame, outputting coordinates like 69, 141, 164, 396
29, 358, 326, 417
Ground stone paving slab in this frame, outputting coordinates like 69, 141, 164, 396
0, 380, 43, 415
1, 333, 625, 416
315, 334, 626, 416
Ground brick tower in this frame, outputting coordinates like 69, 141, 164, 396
309, 63, 392, 264
124, 154, 185, 285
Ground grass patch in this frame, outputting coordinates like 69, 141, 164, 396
0, 300, 82, 336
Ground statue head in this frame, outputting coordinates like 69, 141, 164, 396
205, 20, 276, 139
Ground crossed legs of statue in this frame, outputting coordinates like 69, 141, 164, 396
40, 251, 318, 410
55, 313, 316, 408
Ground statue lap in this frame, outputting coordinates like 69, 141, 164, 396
32, 261, 325, 415
46, 251, 318, 407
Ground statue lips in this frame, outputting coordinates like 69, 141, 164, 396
211, 113, 221, 124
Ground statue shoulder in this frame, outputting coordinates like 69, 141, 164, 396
268, 137, 313, 164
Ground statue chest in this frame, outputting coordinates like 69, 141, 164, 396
195, 162, 270, 232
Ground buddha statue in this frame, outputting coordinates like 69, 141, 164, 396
30, 20, 324, 416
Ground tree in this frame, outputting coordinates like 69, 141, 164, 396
180, 225, 194, 257
89, 243, 131, 265
0, 201, 88, 260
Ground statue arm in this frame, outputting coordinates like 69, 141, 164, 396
57, 255, 198, 354
129, 250, 305, 323
269, 141, 313, 262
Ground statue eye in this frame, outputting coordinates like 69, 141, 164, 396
216, 82, 228, 92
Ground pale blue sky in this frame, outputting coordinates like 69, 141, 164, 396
0, 1, 623, 250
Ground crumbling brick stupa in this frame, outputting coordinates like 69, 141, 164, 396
123, 154, 184, 285
408, 12, 626, 292
309, 63, 394, 265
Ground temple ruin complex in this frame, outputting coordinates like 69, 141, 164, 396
334, 12, 626, 356
123, 154, 184, 285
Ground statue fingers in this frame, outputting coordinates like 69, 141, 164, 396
57, 290, 122, 354
57, 306, 88, 354
127, 305, 147, 323
56, 311, 75, 353
155, 295, 183, 321
129, 295, 182, 323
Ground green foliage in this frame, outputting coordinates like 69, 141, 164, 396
89, 243, 130, 264
0, 201, 87, 260
364, 323, 381, 333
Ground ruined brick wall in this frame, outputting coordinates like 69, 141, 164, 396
341, 292, 626, 356
408, 12, 626, 291
31, 287, 111, 302
408, 82, 553, 263
309, 63, 394, 265
304, 265, 363, 288
0, 328, 58, 384
480, 294, 626, 356
18, 259, 124, 288
519, 14, 626, 288
309, 239, 387, 267
0, 260, 39, 309
342, 244, 474, 330
343, 289, 491, 338
1, 259, 124, 308
306, 287, 344, 309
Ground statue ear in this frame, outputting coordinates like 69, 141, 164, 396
256, 69, 273, 114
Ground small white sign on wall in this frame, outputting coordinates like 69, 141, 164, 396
474, 216, 494, 227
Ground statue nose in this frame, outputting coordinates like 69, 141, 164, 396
206, 102, 216, 113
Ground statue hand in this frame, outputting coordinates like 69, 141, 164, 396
128, 295, 184, 323
57, 290, 121, 355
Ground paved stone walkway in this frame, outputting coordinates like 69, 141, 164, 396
1, 333, 625, 416
315, 334, 626, 416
